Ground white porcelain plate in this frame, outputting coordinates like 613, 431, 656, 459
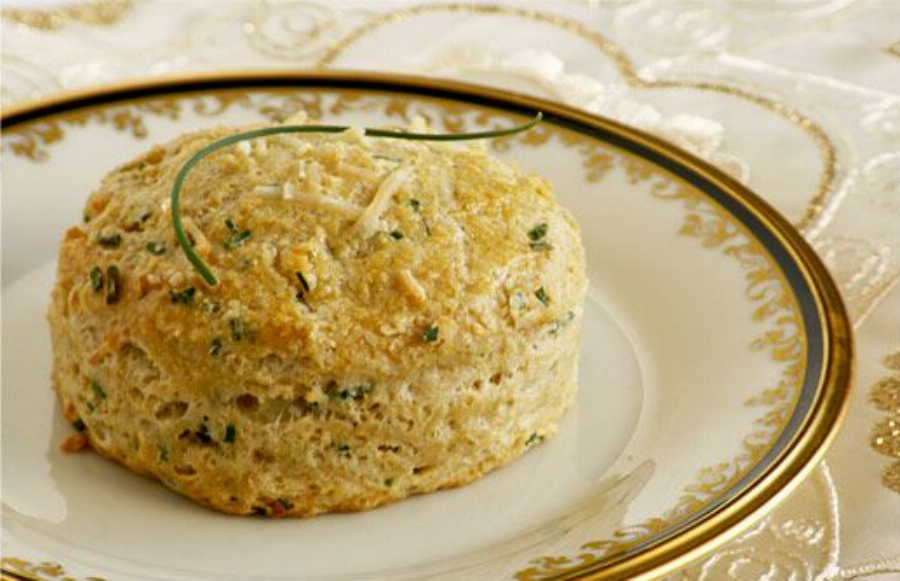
0, 73, 852, 581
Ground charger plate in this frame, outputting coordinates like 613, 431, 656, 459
0, 72, 852, 581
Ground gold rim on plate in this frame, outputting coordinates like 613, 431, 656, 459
0, 71, 854, 581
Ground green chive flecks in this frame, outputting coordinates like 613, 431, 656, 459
224, 424, 236, 444
209, 337, 223, 356
389, 230, 405, 240
146, 241, 166, 255
105, 265, 121, 304
551, 311, 576, 335
171, 113, 543, 286
97, 232, 122, 248
169, 287, 196, 305
527, 223, 548, 242
423, 326, 439, 343
224, 231, 250, 249
89, 266, 104, 292
528, 222, 553, 251
525, 432, 544, 446
90, 379, 106, 399
535, 286, 550, 306
326, 383, 373, 402
223, 220, 251, 249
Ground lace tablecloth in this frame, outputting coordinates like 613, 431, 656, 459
2, 0, 899, 578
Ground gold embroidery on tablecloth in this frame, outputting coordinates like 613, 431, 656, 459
1, 0, 133, 31
870, 351, 900, 494
887, 39, 900, 59
884, 351, 900, 371
1, 556, 108, 581
662, 463, 841, 581
311, 2, 838, 235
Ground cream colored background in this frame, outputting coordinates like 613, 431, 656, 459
2, 0, 899, 579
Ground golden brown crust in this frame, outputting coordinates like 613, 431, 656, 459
49, 121, 587, 516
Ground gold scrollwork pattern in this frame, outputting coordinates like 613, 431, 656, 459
887, 39, 900, 60
870, 350, 900, 494
1, 0, 133, 31
514, 156, 804, 579
1, 556, 107, 581
1, 89, 808, 580
3, 93, 257, 161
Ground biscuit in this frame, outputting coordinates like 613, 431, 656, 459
48, 121, 587, 516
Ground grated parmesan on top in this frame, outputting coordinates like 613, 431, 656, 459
354, 167, 412, 237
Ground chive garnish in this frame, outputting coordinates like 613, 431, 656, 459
89, 266, 104, 291
409, 199, 421, 211
528, 223, 552, 251
105, 265, 120, 304
326, 383, 373, 402
389, 230, 404, 240
223, 220, 251, 249
224, 424, 236, 443
551, 311, 576, 335
528, 223, 548, 242
146, 241, 166, 255
97, 232, 122, 248
158, 444, 169, 462
224, 232, 251, 249
277, 498, 294, 511
423, 326, 439, 343
171, 113, 543, 285
72, 418, 87, 432
169, 287, 196, 305
335, 443, 351, 453
384, 477, 395, 486
209, 337, 223, 356
535, 286, 550, 306
525, 432, 544, 446
90, 379, 106, 399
